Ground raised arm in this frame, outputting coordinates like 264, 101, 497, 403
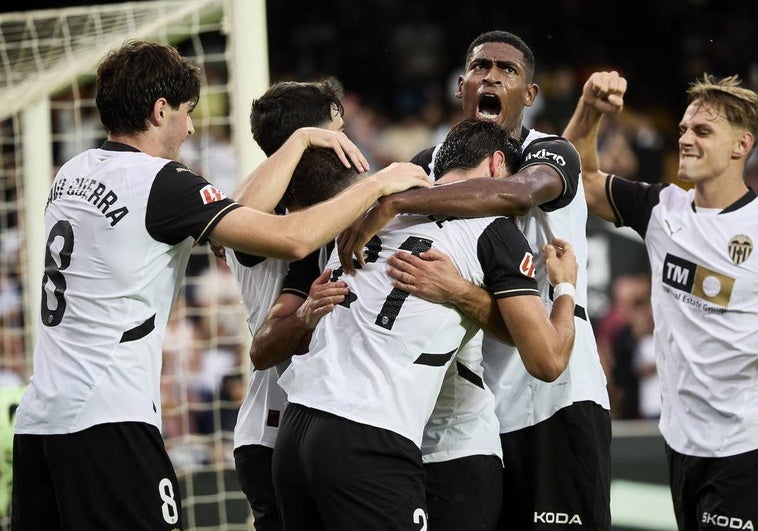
562, 71, 628, 222
233, 127, 370, 212
211, 162, 431, 261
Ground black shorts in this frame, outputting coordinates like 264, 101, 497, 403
425, 454, 503, 531
12, 422, 183, 531
666, 444, 758, 531
234, 443, 282, 531
272, 403, 427, 531
498, 401, 611, 531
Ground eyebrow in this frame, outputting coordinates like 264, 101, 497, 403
469, 58, 517, 70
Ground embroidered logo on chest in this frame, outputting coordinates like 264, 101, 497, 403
728, 234, 752, 265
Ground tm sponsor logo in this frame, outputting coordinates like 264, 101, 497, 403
534, 512, 583, 525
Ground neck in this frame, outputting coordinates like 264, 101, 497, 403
436, 169, 473, 185
693, 172, 749, 209
108, 132, 161, 158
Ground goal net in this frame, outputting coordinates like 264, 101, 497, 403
0, 1, 269, 529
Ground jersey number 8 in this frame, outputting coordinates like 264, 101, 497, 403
41, 220, 74, 327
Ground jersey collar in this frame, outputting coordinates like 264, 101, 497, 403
690, 189, 758, 214
100, 140, 140, 152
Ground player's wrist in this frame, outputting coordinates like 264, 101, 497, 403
553, 282, 576, 301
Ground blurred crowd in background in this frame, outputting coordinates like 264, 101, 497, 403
2, 0, 757, 467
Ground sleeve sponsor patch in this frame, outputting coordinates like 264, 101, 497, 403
199, 184, 226, 204
519, 252, 536, 278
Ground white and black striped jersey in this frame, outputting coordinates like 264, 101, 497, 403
230, 245, 329, 450
15, 141, 240, 435
608, 177, 758, 457
279, 213, 539, 448
413, 128, 609, 459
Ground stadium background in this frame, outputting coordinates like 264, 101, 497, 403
1, 0, 756, 529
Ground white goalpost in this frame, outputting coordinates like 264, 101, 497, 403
0, 1, 269, 529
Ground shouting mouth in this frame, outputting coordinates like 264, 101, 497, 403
477, 93, 502, 120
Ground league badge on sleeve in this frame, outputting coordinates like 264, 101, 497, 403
519, 253, 536, 278
199, 184, 226, 205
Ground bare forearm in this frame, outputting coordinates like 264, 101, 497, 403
290, 177, 384, 250
382, 177, 535, 218
506, 295, 576, 382
563, 100, 603, 174
234, 129, 310, 211
548, 296, 576, 364
250, 314, 311, 370
562, 101, 615, 221
449, 283, 513, 344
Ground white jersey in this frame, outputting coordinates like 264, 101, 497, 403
279, 213, 539, 448
230, 246, 329, 450
414, 128, 609, 459
482, 130, 609, 433
609, 178, 758, 457
15, 141, 239, 435
228, 250, 288, 450
421, 329, 502, 463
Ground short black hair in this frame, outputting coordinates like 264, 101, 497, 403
96, 40, 200, 135
434, 119, 521, 178
250, 77, 345, 156
281, 148, 360, 210
464, 30, 535, 81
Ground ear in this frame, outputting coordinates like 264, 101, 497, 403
524, 82, 539, 108
489, 150, 507, 177
455, 74, 464, 100
733, 129, 754, 160
149, 98, 168, 126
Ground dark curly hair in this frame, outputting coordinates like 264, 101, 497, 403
95, 40, 200, 135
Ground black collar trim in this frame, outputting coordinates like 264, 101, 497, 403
100, 140, 140, 153
520, 125, 530, 144
720, 189, 757, 214
690, 189, 757, 214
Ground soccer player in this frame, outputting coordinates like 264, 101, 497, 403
563, 70, 758, 531
229, 77, 352, 531
340, 31, 611, 530
10, 40, 428, 530
272, 118, 579, 531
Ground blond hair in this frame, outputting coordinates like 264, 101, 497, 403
688, 74, 758, 140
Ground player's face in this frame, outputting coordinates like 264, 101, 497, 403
456, 42, 537, 136
163, 101, 195, 160
677, 100, 741, 184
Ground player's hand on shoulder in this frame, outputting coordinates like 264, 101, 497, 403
542, 237, 578, 287
582, 71, 627, 115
